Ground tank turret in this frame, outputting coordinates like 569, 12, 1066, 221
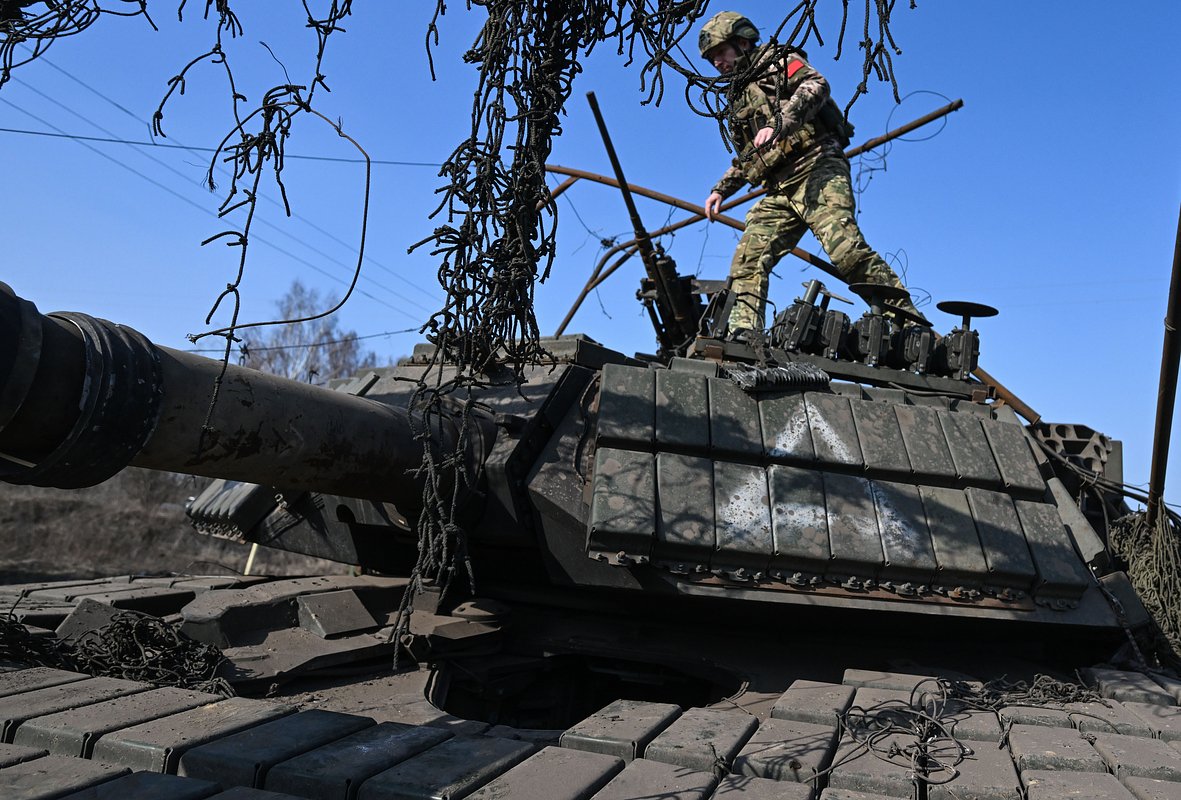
0, 277, 1140, 648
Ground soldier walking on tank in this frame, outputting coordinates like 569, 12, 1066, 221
699, 11, 928, 333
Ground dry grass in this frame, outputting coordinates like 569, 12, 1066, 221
0, 468, 343, 583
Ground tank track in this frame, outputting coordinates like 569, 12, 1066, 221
3, 576, 1181, 799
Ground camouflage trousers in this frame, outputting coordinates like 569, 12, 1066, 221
726, 153, 911, 331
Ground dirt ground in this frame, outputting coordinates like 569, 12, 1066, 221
0, 468, 343, 584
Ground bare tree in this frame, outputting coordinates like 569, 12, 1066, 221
238, 280, 383, 384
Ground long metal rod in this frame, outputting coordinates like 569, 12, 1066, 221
552, 232, 839, 337
545, 172, 759, 337
709, 98, 966, 210
1147, 203, 1181, 524
547, 98, 1040, 421
549, 181, 829, 337
585, 92, 656, 263
971, 366, 1039, 424
551, 99, 964, 335
585, 91, 695, 338
844, 98, 964, 159
545, 164, 746, 229
587, 230, 836, 294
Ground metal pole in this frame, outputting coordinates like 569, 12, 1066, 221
585, 92, 657, 263
971, 366, 1040, 424
550, 99, 965, 335
1147, 203, 1181, 524
714, 98, 967, 214
544, 164, 746, 229
585, 91, 695, 340
844, 99, 964, 159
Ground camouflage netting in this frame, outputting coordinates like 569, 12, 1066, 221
824, 675, 1103, 792
0, 610, 233, 695
0, 0, 153, 89
1025, 430, 1181, 668
1109, 509, 1181, 666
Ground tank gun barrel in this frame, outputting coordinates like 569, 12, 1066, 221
0, 283, 456, 509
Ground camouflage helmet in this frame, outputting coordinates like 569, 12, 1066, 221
698, 11, 759, 58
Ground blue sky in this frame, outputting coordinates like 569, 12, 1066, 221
2, 2, 1180, 506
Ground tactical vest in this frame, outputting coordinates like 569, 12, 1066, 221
729, 52, 854, 187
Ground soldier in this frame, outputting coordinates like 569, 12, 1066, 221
699, 11, 928, 333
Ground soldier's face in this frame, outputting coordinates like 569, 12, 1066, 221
707, 42, 741, 74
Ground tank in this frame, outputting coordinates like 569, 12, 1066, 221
0, 276, 1128, 624
0, 265, 1171, 798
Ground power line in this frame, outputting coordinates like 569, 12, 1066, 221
27, 46, 148, 130
186, 327, 419, 353
550, 175, 601, 241
9, 76, 436, 315
11, 50, 445, 305
0, 124, 443, 167
18, 46, 440, 165
0, 121, 443, 305
0, 95, 418, 319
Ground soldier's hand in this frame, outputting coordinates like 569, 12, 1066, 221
753, 126, 777, 150
704, 192, 723, 221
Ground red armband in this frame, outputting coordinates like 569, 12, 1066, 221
786, 59, 804, 78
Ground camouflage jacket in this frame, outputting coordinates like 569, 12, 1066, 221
711, 45, 850, 198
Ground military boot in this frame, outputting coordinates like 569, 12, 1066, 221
840, 261, 929, 326
884, 294, 931, 327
